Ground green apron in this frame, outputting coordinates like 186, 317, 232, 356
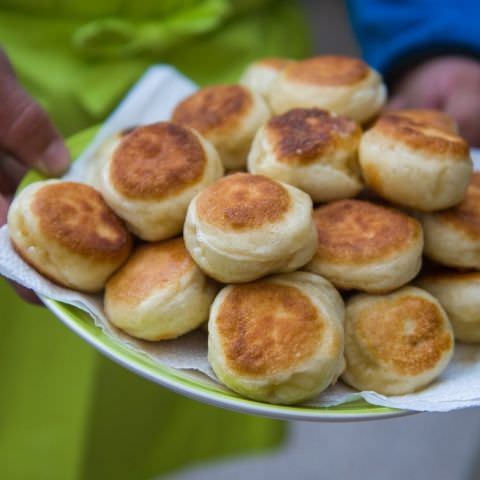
0, 1, 311, 479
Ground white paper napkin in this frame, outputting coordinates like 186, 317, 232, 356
1, 65, 480, 412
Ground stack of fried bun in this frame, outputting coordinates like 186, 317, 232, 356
9, 55, 479, 405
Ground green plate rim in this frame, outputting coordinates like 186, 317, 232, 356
21, 125, 410, 422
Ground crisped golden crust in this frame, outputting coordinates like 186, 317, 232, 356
373, 114, 469, 157
354, 295, 452, 375
172, 85, 253, 134
216, 282, 324, 376
196, 173, 290, 231
256, 57, 290, 70
31, 182, 132, 259
109, 122, 206, 200
434, 177, 480, 240
385, 109, 458, 134
284, 56, 369, 86
313, 200, 420, 264
106, 238, 193, 304
266, 108, 361, 165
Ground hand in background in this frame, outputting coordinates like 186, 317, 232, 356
0, 49, 70, 303
388, 56, 480, 146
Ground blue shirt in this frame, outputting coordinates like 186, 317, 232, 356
347, 0, 480, 79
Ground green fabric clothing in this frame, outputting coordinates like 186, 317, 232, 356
0, 278, 283, 480
0, 1, 312, 479
0, 0, 311, 135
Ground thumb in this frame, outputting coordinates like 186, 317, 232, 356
0, 85, 70, 175
0, 52, 70, 175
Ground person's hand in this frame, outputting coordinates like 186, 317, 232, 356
387, 56, 480, 146
0, 49, 70, 303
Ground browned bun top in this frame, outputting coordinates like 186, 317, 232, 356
255, 57, 290, 70
32, 182, 132, 258
266, 108, 361, 165
196, 173, 290, 231
385, 109, 458, 134
172, 85, 253, 134
434, 174, 480, 239
373, 114, 469, 157
216, 282, 324, 376
106, 238, 193, 303
109, 122, 206, 201
353, 292, 452, 375
284, 55, 369, 86
313, 200, 420, 264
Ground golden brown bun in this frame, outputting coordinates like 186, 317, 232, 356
208, 271, 345, 404
85, 127, 137, 190
417, 268, 480, 343
342, 287, 454, 395
99, 122, 223, 241
268, 55, 386, 123
305, 200, 423, 292
359, 114, 473, 211
247, 108, 363, 202
183, 173, 317, 283
195, 172, 289, 230
240, 57, 290, 99
8, 180, 132, 292
172, 84, 270, 169
385, 109, 458, 134
420, 173, 480, 268
105, 238, 218, 341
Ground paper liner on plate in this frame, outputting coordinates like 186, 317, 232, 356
1, 65, 480, 413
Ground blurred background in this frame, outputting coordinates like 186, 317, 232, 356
303, 0, 359, 57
